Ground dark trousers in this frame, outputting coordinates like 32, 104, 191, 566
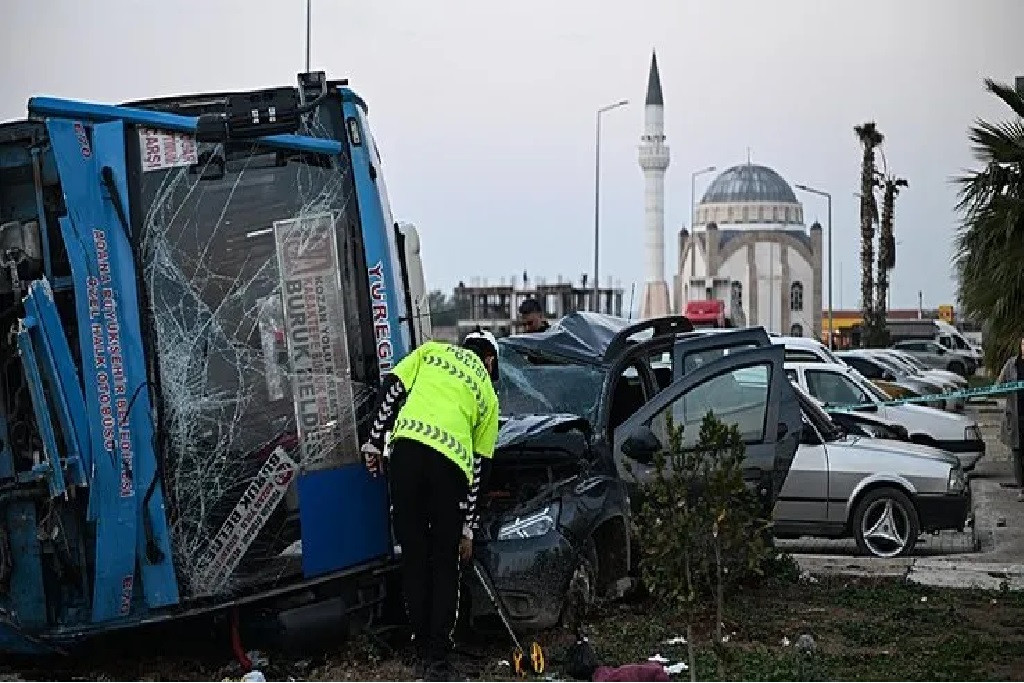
390, 438, 467, 662
1013, 448, 1024, 487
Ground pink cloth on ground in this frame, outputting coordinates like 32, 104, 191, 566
593, 662, 670, 681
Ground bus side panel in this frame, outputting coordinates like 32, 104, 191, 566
48, 119, 138, 623
92, 122, 178, 610
341, 98, 408, 375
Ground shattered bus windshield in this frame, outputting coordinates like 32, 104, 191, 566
132, 125, 370, 594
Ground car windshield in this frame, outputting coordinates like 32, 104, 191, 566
880, 353, 919, 375
496, 344, 604, 424
897, 353, 929, 371
847, 369, 888, 402
868, 354, 909, 377
817, 345, 844, 365
791, 382, 843, 441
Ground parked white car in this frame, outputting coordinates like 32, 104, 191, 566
771, 335, 845, 365
784, 361, 986, 470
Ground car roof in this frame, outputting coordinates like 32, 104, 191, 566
770, 335, 825, 348
784, 361, 849, 372
499, 312, 694, 365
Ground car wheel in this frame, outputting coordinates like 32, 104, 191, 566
948, 361, 966, 377
852, 487, 919, 558
561, 539, 598, 630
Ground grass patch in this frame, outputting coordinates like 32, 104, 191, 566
555, 577, 1024, 681
13, 576, 1024, 681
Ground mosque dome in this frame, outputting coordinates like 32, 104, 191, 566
696, 163, 804, 227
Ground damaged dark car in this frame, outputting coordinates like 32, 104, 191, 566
464, 314, 802, 630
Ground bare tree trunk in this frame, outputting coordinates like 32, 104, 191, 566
687, 624, 696, 683
854, 122, 883, 346
876, 176, 906, 342
876, 179, 894, 334
714, 535, 723, 644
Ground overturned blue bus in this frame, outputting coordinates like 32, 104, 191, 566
0, 71, 430, 654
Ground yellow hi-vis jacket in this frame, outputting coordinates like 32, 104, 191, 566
389, 341, 499, 483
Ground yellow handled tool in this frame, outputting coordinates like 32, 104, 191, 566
472, 560, 545, 675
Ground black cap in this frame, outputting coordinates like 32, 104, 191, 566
519, 298, 543, 315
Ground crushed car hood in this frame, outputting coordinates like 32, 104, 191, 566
835, 434, 961, 468
496, 413, 592, 451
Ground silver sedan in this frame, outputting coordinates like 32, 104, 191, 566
773, 386, 971, 557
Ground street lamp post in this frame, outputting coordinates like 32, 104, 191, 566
690, 166, 717, 278
592, 99, 629, 312
795, 184, 833, 349
305, 0, 312, 71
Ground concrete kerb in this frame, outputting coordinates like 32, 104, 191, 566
792, 450, 1024, 591
793, 555, 1024, 590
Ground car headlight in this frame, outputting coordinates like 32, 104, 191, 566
964, 425, 982, 442
947, 466, 967, 494
497, 503, 559, 541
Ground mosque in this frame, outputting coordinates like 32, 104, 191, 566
637, 52, 823, 338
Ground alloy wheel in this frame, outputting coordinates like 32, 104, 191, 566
859, 498, 911, 557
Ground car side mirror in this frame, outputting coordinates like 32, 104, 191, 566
621, 425, 663, 464
936, 347, 946, 355
883, 371, 897, 381
800, 423, 819, 445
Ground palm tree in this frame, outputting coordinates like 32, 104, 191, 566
955, 79, 1024, 372
855, 122, 884, 344
876, 175, 908, 343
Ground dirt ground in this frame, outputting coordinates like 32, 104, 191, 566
5, 574, 1024, 681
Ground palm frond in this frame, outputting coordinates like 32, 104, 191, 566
984, 78, 1024, 119
955, 79, 1024, 370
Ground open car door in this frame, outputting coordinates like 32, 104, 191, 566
613, 344, 799, 510
670, 328, 801, 500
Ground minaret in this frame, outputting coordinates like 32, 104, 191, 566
638, 50, 671, 320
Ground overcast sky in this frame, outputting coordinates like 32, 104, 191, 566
4, 0, 1023, 311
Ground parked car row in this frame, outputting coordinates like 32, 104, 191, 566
894, 338, 978, 377
768, 335, 983, 469
466, 316, 976, 631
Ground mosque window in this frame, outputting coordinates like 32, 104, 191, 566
732, 281, 743, 308
790, 281, 804, 312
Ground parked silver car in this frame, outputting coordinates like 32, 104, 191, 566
894, 339, 976, 378
887, 349, 969, 390
774, 385, 972, 557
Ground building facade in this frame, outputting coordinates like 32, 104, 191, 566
452, 275, 624, 338
675, 163, 823, 338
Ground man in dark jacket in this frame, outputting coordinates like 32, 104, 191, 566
997, 335, 1024, 501
518, 298, 550, 333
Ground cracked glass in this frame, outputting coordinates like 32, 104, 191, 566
131, 105, 375, 596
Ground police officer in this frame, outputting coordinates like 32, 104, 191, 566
360, 329, 500, 679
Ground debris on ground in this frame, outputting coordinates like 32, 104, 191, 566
664, 662, 689, 675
